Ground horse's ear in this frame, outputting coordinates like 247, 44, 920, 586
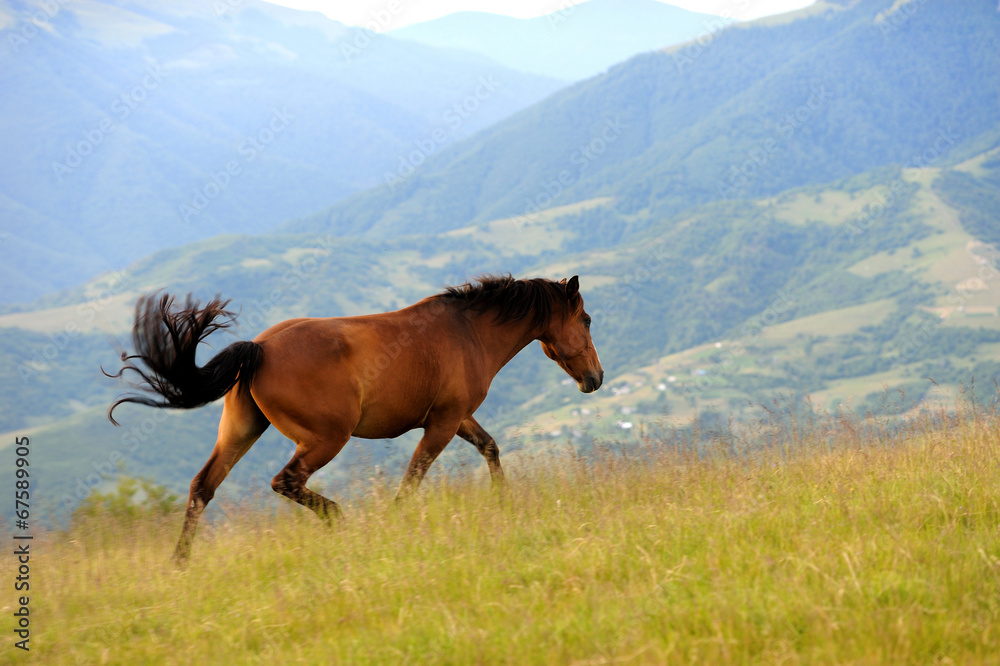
559, 278, 567, 284
566, 275, 580, 298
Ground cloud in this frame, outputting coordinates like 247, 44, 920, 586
266, 0, 819, 30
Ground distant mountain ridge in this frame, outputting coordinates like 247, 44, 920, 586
389, 0, 732, 81
0, 0, 564, 304
291, 0, 1000, 240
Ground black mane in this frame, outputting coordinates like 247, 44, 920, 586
439, 274, 569, 330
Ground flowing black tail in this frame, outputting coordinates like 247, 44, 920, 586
105, 293, 263, 426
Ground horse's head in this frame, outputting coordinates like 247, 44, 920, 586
539, 276, 604, 393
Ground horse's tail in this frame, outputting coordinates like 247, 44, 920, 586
105, 292, 264, 426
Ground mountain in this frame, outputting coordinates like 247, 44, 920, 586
289, 0, 1000, 240
4, 0, 1000, 520
0, 0, 563, 304
388, 0, 732, 81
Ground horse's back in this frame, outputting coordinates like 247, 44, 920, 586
247, 310, 472, 440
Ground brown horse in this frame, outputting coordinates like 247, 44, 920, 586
107, 275, 603, 563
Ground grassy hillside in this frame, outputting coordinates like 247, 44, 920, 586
18, 398, 1000, 663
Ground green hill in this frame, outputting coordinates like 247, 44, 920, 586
287, 0, 1000, 239
6, 149, 1000, 519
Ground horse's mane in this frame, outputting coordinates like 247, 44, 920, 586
439, 274, 569, 330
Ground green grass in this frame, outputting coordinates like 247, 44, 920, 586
10, 400, 1000, 665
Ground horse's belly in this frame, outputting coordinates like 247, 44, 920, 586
351, 403, 427, 439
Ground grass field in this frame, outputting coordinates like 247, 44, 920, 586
7, 398, 1000, 665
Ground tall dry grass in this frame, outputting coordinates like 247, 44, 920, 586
8, 392, 1000, 664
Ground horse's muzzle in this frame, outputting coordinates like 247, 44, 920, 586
579, 370, 604, 393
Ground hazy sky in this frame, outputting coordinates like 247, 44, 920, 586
269, 0, 819, 31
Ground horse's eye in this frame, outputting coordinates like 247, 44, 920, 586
583, 316, 592, 329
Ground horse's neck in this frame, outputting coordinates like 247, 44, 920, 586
467, 311, 539, 377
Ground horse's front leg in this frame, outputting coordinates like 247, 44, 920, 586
395, 420, 462, 502
457, 416, 504, 487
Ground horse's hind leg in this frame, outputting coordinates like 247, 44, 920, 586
457, 416, 505, 486
173, 390, 270, 566
271, 431, 351, 521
